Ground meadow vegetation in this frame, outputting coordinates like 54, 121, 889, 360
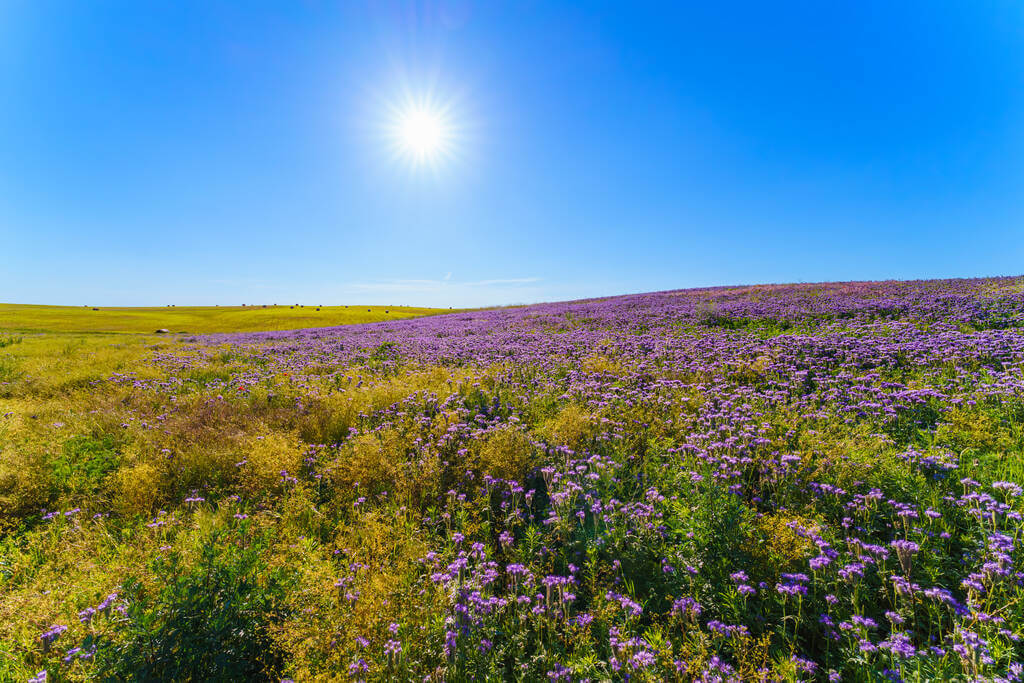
0, 304, 447, 335
1, 278, 1024, 681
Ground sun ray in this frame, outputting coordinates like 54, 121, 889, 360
382, 90, 460, 171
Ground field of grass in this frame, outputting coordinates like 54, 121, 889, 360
0, 303, 449, 334
1, 277, 1024, 681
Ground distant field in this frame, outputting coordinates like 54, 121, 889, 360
0, 303, 450, 334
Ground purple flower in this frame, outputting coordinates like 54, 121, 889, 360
383, 639, 402, 657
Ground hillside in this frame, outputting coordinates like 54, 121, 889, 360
2, 277, 1023, 681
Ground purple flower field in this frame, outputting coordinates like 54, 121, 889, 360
5, 277, 1024, 681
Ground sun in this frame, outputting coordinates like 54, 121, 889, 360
383, 95, 459, 169
398, 109, 446, 160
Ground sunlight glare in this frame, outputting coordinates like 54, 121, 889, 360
399, 109, 445, 159
383, 93, 459, 170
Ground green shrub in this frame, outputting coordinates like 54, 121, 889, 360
50, 435, 121, 499
97, 528, 291, 682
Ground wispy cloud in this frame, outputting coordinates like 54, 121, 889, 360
331, 276, 545, 307
346, 277, 541, 293
208, 278, 274, 289
469, 277, 541, 286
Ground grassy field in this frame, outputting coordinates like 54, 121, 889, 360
2, 278, 1024, 681
0, 303, 450, 334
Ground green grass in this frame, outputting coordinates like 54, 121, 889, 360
0, 303, 451, 334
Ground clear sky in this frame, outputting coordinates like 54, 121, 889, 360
2, 1, 1023, 307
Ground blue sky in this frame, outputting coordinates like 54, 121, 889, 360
2, 1, 1023, 307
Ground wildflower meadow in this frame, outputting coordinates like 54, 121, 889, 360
2, 277, 1024, 682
